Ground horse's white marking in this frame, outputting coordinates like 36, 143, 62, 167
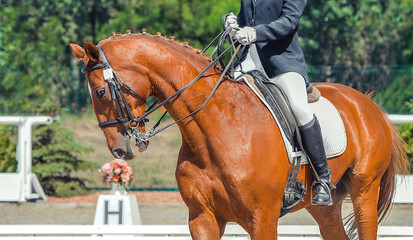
87, 82, 94, 105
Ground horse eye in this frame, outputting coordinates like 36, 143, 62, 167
96, 88, 106, 98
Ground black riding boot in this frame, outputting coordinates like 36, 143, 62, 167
299, 116, 333, 205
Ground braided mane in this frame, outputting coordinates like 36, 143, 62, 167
99, 32, 213, 63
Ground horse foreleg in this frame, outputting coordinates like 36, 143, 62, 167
348, 176, 381, 240
188, 210, 226, 240
249, 223, 278, 240
244, 210, 279, 240
306, 182, 350, 240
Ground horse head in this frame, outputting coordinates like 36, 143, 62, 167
70, 42, 151, 159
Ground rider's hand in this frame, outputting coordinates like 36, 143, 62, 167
235, 27, 257, 45
225, 13, 239, 30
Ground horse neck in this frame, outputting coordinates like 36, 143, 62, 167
140, 40, 225, 151
145, 43, 220, 122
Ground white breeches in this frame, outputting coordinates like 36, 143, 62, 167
270, 72, 314, 126
235, 47, 314, 126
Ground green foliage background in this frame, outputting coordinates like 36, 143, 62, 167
0, 125, 16, 173
0, 0, 412, 196
1, 0, 412, 115
32, 120, 98, 197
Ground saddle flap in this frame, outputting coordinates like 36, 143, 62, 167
248, 71, 297, 146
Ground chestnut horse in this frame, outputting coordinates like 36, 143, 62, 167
70, 34, 408, 240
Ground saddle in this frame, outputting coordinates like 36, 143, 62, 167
245, 71, 319, 148
242, 70, 347, 217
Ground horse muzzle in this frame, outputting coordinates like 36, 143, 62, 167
112, 135, 135, 160
113, 148, 134, 160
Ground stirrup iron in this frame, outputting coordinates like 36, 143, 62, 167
311, 179, 334, 206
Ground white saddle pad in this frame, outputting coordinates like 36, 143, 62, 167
244, 79, 347, 164
309, 97, 347, 159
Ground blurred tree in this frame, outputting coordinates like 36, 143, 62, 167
0, 125, 16, 173
97, 0, 239, 48
0, 0, 114, 115
1, 0, 411, 114
32, 120, 98, 197
374, 67, 413, 113
391, 0, 413, 65
300, 0, 412, 87
299, 0, 412, 113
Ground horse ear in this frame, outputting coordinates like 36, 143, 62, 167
70, 43, 88, 62
83, 42, 100, 64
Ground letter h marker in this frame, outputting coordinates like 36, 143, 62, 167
104, 200, 123, 224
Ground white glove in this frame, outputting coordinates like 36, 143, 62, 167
235, 27, 257, 45
225, 13, 239, 30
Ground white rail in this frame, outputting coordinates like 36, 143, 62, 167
395, 175, 413, 204
0, 225, 412, 239
388, 114, 413, 124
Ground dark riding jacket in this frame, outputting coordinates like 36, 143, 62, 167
237, 0, 309, 82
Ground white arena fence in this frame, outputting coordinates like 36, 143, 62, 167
387, 114, 413, 124
0, 225, 413, 239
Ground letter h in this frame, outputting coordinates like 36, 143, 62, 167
104, 200, 123, 224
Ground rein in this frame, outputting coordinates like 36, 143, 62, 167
82, 29, 239, 146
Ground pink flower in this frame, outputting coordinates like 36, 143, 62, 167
122, 165, 132, 174
118, 159, 127, 167
101, 163, 112, 174
121, 173, 130, 183
101, 159, 134, 186
114, 168, 122, 175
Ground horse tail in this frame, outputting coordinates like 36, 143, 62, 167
376, 116, 409, 224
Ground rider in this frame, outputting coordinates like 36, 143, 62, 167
225, 0, 333, 205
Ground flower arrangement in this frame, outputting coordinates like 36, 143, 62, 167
101, 159, 134, 186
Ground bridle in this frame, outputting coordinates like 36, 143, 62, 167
81, 27, 242, 149
82, 46, 151, 146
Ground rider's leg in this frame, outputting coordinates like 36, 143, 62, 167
270, 72, 313, 126
270, 72, 333, 205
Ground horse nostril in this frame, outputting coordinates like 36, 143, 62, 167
113, 149, 124, 158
